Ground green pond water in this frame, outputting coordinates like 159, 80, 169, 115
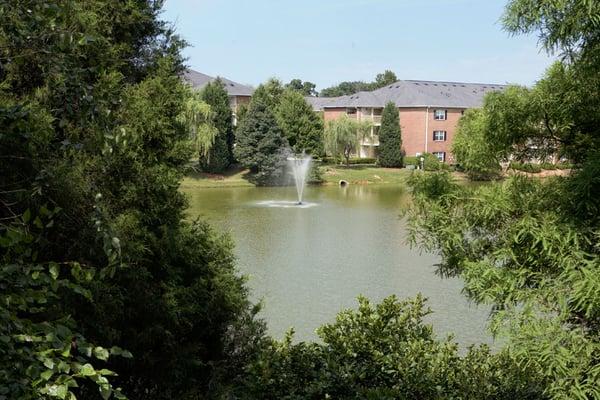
184, 184, 493, 347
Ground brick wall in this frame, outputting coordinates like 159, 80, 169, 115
322, 106, 467, 163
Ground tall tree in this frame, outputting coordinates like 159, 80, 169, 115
234, 99, 289, 185
377, 102, 403, 167
0, 1, 258, 398
320, 70, 398, 97
285, 79, 318, 96
251, 78, 285, 110
452, 108, 502, 180
374, 70, 398, 88
406, 1, 600, 398
276, 90, 324, 156
199, 79, 233, 172
178, 91, 218, 161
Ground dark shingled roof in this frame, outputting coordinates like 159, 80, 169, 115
307, 79, 507, 110
182, 69, 254, 97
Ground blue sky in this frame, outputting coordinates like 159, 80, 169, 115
162, 0, 555, 90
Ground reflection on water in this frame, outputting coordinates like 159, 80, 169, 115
184, 184, 493, 347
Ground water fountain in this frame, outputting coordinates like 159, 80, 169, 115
254, 152, 317, 209
287, 154, 311, 205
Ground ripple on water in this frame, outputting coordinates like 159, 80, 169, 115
254, 200, 319, 209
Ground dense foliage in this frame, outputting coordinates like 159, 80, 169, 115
0, 1, 258, 399
452, 109, 502, 180
285, 79, 317, 96
406, 1, 600, 398
320, 70, 397, 97
324, 115, 372, 166
378, 102, 403, 167
199, 79, 233, 172
234, 99, 289, 186
240, 295, 544, 399
276, 90, 324, 157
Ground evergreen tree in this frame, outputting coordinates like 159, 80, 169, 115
251, 78, 285, 110
200, 79, 233, 171
378, 102, 403, 167
276, 90, 324, 156
234, 99, 289, 185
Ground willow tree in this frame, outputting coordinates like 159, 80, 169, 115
177, 91, 217, 162
324, 115, 372, 166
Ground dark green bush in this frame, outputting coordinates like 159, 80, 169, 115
307, 163, 324, 184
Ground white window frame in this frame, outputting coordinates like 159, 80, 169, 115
434, 109, 447, 120
432, 152, 446, 162
433, 130, 446, 141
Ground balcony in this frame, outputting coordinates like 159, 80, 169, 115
360, 135, 380, 146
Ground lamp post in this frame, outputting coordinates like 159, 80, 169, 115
420, 156, 425, 170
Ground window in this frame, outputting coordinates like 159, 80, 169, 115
434, 109, 447, 120
433, 130, 446, 141
432, 152, 446, 162
346, 108, 357, 115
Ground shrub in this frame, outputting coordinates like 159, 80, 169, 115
307, 163, 324, 184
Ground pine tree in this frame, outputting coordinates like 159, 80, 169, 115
378, 102, 403, 167
200, 79, 233, 172
276, 90, 324, 156
234, 99, 289, 185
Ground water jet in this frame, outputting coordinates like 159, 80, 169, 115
287, 153, 311, 205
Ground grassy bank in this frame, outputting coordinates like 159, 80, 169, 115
181, 167, 255, 189
182, 164, 417, 188
320, 165, 411, 185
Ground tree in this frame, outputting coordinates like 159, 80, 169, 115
0, 1, 259, 398
404, 1, 600, 398
177, 90, 217, 161
285, 79, 317, 96
452, 109, 502, 180
275, 90, 324, 156
234, 99, 289, 185
324, 115, 371, 166
251, 78, 285, 110
320, 70, 398, 97
199, 79, 233, 172
374, 70, 398, 88
377, 102, 403, 167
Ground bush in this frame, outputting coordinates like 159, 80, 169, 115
307, 163, 324, 184
403, 156, 418, 166
509, 161, 542, 173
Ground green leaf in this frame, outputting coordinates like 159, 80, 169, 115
23, 208, 31, 223
40, 369, 54, 381
93, 346, 109, 361
79, 363, 95, 377
49, 263, 59, 280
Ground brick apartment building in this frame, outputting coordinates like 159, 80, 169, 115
182, 69, 254, 125
307, 80, 506, 163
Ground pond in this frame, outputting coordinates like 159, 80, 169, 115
183, 184, 493, 347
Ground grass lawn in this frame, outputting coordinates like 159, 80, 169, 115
320, 165, 411, 185
181, 164, 418, 188
181, 166, 254, 189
